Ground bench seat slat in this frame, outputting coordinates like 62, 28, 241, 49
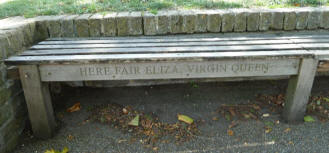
35, 40, 295, 48
40, 38, 293, 45
23, 44, 304, 56
45, 34, 329, 41
6, 50, 312, 65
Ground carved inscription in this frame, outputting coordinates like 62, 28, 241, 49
39, 59, 299, 81
79, 63, 270, 77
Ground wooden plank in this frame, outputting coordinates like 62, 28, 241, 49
39, 39, 293, 45
38, 59, 300, 82
5, 50, 313, 65
283, 58, 318, 122
45, 33, 329, 41
39, 38, 329, 45
35, 39, 296, 47
19, 65, 56, 138
30, 43, 303, 50
309, 50, 329, 60
22, 44, 304, 56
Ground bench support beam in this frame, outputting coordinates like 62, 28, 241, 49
19, 65, 56, 138
283, 58, 318, 122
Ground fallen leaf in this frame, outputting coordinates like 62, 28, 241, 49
264, 121, 274, 127
62, 147, 69, 153
304, 115, 315, 122
229, 121, 239, 129
288, 141, 294, 145
44, 147, 69, 153
128, 115, 140, 126
178, 114, 194, 124
284, 128, 291, 133
227, 129, 234, 136
323, 97, 329, 103
67, 134, 74, 141
212, 117, 219, 121
262, 113, 270, 117
228, 108, 236, 116
265, 127, 272, 133
153, 147, 159, 151
122, 108, 128, 114
67, 102, 81, 112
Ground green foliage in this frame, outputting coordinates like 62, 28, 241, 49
0, 0, 329, 19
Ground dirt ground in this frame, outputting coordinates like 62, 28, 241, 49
13, 77, 329, 153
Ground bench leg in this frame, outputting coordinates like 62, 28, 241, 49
283, 58, 318, 122
19, 65, 56, 138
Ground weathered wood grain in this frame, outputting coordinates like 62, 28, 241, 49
38, 59, 300, 82
6, 50, 313, 65
19, 65, 56, 138
22, 45, 306, 56
283, 58, 318, 122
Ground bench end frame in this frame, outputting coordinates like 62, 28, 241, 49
19, 65, 56, 139
283, 58, 318, 122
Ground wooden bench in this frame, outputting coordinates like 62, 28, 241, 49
4, 33, 329, 139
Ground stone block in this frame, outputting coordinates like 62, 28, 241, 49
116, 12, 129, 36
221, 11, 235, 32
284, 11, 296, 30
9, 93, 26, 118
194, 10, 208, 33
0, 87, 11, 106
320, 9, 329, 29
143, 12, 157, 35
307, 10, 321, 30
0, 64, 6, 86
32, 16, 50, 41
247, 11, 260, 32
75, 14, 91, 37
182, 11, 196, 33
295, 10, 308, 30
0, 115, 26, 149
6, 29, 24, 55
0, 36, 8, 60
89, 14, 103, 37
0, 131, 20, 153
234, 10, 247, 32
271, 10, 284, 30
128, 12, 143, 36
207, 10, 222, 32
259, 10, 272, 31
116, 12, 143, 36
27, 19, 37, 43
169, 11, 183, 34
157, 11, 170, 35
103, 13, 117, 36
0, 101, 12, 127
47, 15, 67, 37
61, 15, 79, 37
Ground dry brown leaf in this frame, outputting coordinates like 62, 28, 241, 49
265, 127, 272, 133
67, 134, 74, 141
284, 128, 291, 133
227, 129, 234, 136
212, 117, 219, 121
122, 108, 129, 114
228, 108, 236, 116
67, 102, 81, 112
229, 121, 239, 129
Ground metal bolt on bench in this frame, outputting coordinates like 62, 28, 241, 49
4, 33, 329, 138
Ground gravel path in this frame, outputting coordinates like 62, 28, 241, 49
13, 77, 329, 153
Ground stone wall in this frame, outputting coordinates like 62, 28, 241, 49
0, 7, 329, 153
